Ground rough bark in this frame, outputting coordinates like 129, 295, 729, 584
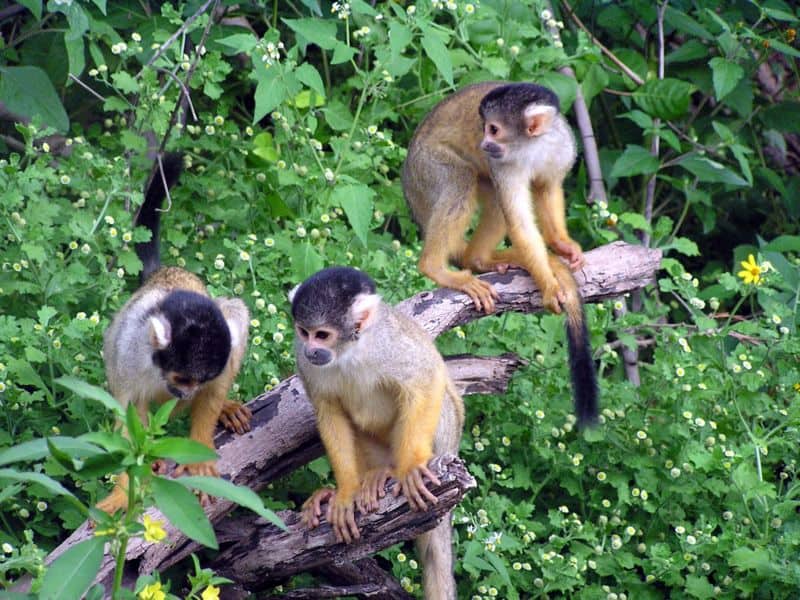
212, 454, 473, 591
23, 240, 661, 595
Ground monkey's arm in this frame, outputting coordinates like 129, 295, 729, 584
532, 180, 584, 270
389, 374, 446, 511
313, 397, 363, 543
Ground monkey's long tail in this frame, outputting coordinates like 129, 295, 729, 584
549, 256, 599, 427
134, 153, 183, 283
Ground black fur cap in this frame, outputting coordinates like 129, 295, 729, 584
290, 267, 377, 331
479, 83, 561, 125
152, 290, 231, 383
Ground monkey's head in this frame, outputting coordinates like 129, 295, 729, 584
478, 83, 561, 162
148, 290, 232, 399
289, 267, 382, 367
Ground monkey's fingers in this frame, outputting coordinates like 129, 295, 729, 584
218, 401, 252, 434
551, 239, 584, 270
328, 502, 360, 544
357, 468, 391, 513
301, 487, 335, 529
462, 278, 499, 313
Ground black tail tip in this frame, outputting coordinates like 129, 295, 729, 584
566, 312, 599, 430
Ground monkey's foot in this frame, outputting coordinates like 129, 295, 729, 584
327, 496, 360, 544
448, 271, 499, 313
174, 460, 219, 506
541, 282, 566, 315
356, 468, 392, 513
551, 239, 584, 270
393, 463, 441, 511
218, 400, 252, 435
301, 487, 336, 529
96, 488, 128, 515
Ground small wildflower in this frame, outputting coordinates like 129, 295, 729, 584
296, 226, 307, 238
201, 585, 220, 600
142, 515, 167, 543
675, 525, 685, 535
737, 254, 762, 285
464, 3, 475, 14
239, 250, 251, 261
686, 535, 697, 545
397, 552, 407, 562
2, 543, 12, 553
535, 410, 545, 419
510, 45, 520, 56
597, 471, 607, 481
670, 467, 681, 478
138, 582, 166, 600
636, 430, 647, 440
60, 175, 71, 185
273, 332, 285, 343
214, 258, 225, 270
676, 366, 685, 377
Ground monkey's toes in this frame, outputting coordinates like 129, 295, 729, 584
219, 401, 252, 434
175, 461, 219, 478
463, 279, 498, 313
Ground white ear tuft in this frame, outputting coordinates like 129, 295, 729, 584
351, 293, 382, 331
523, 103, 556, 136
287, 284, 301, 304
149, 314, 171, 349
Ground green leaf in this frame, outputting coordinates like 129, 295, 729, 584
709, 57, 744, 101
664, 6, 712, 39
666, 40, 709, 64
420, 29, 453, 86
25, 347, 47, 364
618, 110, 653, 130
0, 436, 104, 466
389, 22, 413, 59
332, 184, 376, 248
126, 402, 146, 447
729, 547, 771, 574
618, 212, 651, 232
331, 42, 357, 65
610, 145, 660, 178
149, 438, 217, 465
17, 0, 42, 21
632, 78, 694, 120
55, 376, 123, 417
763, 235, 800, 254
151, 398, 179, 431
0, 468, 79, 499
37, 305, 57, 326
151, 477, 218, 549
214, 33, 258, 53
253, 70, 288, 124
39, 537, 105, 600
8, 358, 48, 393
111, 72, 139, 94
65, 36, 86, 78
761, 102, 800, 134
282, 18, 338, 50
289, 242, 324, 281
679, 156, 748, 186
662, 237, 700, 256
295, 63, 325, 99
176, 476, 286, 530
0, 66, 69, 133
581, 63, 609, 107
323, 101, 354, 131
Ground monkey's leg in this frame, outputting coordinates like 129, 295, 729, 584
416, 517, 457, 600
461, 182, 513, 274
96, 472, 129, 514
315, 399, 363, 543
495, 178, 565, 314
218, 400, 252, 435
533, 179, 584, 270
354, 433, 393, 514
419, 194, 499, 313
391, 378, 445, 511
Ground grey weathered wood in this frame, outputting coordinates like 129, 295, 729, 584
21, 241, 660, 595
211, 455, 473, 590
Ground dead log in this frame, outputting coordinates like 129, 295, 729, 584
212, 455, 473, 591
22, 241, 661, 594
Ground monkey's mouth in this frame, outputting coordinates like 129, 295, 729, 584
482, 148, 504, 160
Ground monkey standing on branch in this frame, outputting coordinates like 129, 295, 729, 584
290, 267, 464, 600
403, 82, 598, 425
97, 154, 252, 514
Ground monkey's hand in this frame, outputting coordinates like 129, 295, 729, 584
551, 238, 584, 271
392, 463, 441, 511
326, 493, 361, 544
458, 272, 500, 313
301, 487, 336, 529
218, 400, 252, 435
174, 460, 219, 506
356, 468, 392, 514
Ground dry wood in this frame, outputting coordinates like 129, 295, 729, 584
22, 240, 661, 595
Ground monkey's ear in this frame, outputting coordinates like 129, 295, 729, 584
523, 104, 556, 137
351, 293, 382, 332
287, 284, 301, 304
148, 314, 172, 349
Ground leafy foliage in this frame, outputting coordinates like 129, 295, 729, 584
0, 0, 799, 597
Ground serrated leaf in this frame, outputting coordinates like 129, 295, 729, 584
618, 212, 651, 232
39, 537, 105, 600
729, 547, 771, 574
323, 101, 354, 131
25, 346, 47, 364
679, 156, 748, 186
663, 237, 700, 256
389, 22, 412, 59
420, 30, 453, 86
0, 66, 69, 133
214, 33, 258, 53
709, 57, 744, 101
55, 376, 123, 417
149, 438, 217, 465
332, 184, 375, 248
253, 71, 288, 124
283, 18, 338, 49
176, 476, 286, 530
610, 145, 660, 178
37, 305, 57, 325
289, 242, 324, 281
618, 110, 653, 130
0, 436, 104, 466
331, 42, 357, 65
295, 63, 325, 99
632, 78, 694, 121
111, 72, 139, 95
151, 476, 217, 549
8, 358, 48, 392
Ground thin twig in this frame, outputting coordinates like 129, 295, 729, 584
155, 154, 174, 213
68, 74, 107, 102
138, 0, 218, 77
154, 68, 198, 121
560, 0, 645, 86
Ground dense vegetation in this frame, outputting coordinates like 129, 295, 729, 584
0, 0, 799, 597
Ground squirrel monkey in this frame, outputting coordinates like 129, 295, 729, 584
404, 82, 598, 426
97, 154, 252, 514
290, 267, 464, 600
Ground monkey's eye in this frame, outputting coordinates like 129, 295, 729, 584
297, 326, 309, 339
315, 331, 330, 341
173, 375, 192, 386
488, 124, 499, 136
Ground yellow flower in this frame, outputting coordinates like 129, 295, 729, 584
794, 383, 800, 393
737, 254, 762, 285
139, 582, 166, 600
201, 585, 221, 600
142, 514, 167, 543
